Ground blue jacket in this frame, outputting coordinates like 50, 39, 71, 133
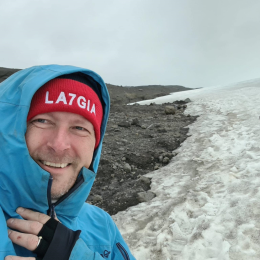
0, 65, 136, 260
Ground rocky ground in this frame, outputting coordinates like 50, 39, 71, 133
1, 67, 198, 215
88, 100, 198, 215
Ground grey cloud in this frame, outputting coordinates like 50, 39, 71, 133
1, 0, 260, 88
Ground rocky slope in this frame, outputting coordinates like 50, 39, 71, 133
89, 101, 197, 215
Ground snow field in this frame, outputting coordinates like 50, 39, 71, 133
113, 80, 260, 259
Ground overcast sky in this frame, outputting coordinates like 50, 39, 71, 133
1, 0, 260, 88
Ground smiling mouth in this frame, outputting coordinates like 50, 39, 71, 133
40, 161, 71, 168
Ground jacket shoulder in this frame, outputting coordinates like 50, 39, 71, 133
76, 203, 136, 259
78, 203, 115, 225
77, 203, 117, 240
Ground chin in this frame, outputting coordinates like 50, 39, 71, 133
50, 175, 78, 200
51, 186, 70, 200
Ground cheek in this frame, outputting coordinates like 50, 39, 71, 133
25, 128, 47, 154
84, 149, 95, 168
75, 139, 95, 169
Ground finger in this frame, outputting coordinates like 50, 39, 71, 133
16, 208, 50, 225
7, 219, 43, 235
8, 229, 39, 251
5, 256, 35, 260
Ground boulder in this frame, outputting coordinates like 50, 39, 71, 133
139, 176, 151, 185
118, 121, 131, 127
154, 165, 159, 170
92, 195, 103, 203
137, 191, 156, 202
131, 118, 141, 126
163, 157, 170, 164
165, 106, 176, 115
123, 163, 131, 173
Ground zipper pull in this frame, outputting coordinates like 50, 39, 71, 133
47, 176, 56, 218
50, 204, 56, 218
47, 203, 56, 218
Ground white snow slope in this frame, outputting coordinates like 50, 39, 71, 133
113, 80, 260, 260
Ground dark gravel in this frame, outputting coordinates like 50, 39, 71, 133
88, 101, 198, 215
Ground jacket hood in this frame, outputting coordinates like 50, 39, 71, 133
0, 65, 110, 224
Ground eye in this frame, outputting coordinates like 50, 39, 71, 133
75, 126, 85, 131
73, 126, 92, 133
29, 118, 52, 129
72, 125, 93, 137
35, 119, 47, 123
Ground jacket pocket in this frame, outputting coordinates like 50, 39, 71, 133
116, 243, 130, 260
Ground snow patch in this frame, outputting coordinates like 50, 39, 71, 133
114, 80, 260, 259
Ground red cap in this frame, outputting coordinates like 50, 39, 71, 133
27, 78, 103, 148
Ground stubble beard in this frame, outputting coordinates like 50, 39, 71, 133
30, 149, 81, 200
51, 173, 78, 200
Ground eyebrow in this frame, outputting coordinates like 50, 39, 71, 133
32, 114, 92, 127
71, 119, 91, 126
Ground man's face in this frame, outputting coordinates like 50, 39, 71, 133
25, 111, 96, 200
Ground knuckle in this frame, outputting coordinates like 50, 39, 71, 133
10, 218, 18, 226
27, 235, 38, 250
38, 212, 45, 221
38, 213, 48, 224
30, 221, 42, 233
19, 208, 27, 215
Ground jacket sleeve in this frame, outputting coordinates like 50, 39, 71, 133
0, 207, 16, 260
69, 218, 136, 260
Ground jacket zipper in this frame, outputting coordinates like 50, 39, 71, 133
47, 174, 84, 218
116, 243, 130, 260
47, 176, 55, 218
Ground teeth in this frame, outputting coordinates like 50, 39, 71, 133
43, 161, 69, 168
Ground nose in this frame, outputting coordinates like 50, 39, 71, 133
47, 127, 71, 153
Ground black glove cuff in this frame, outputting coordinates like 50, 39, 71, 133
43, 222, 81, 260
33, 238, 49, 257
33, 217, 81, 260
45, 218, 59, 230
33, 218, 59, 257
38, 218, 57, 243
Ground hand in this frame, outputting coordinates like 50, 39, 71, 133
5, 207, 54, 260
5, 207, 80, 260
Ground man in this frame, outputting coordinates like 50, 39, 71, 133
0, 65, 135, 260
